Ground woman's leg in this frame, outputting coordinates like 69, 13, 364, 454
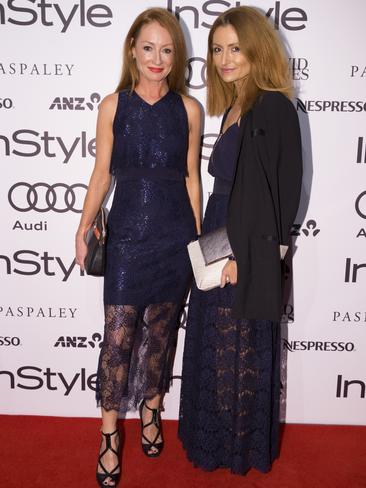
139, 302, 180, 454
97, 304, 140, 485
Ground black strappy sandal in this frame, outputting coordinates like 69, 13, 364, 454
139, 400, 164, 458
96, 429, 121, 487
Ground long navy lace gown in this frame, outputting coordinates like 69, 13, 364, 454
96, 90, 196, 413
179, 120, 281, 475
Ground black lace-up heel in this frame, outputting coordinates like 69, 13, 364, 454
96, 429, 121, 487
139, 400, 164, 457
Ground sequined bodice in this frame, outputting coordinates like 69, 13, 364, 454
110, 90, 189, 178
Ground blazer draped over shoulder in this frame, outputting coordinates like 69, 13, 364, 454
227, 91, 303, 321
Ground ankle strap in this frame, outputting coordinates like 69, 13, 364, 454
101, 428, 119, 437
142, 401, 160, 412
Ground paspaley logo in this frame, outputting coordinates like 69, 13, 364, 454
0, 366, 97, 395
0, 305, 77, 319
332, 311, 366, 324
0, 1, 112, 33
0, 62, 74, 76
350, 65, 366, 78
54, 333, 102, 348
168, 1, 307, 31
0, 336, 21, 346
49, 92, 101, 111
8, 182, 87, 213
0, 130, 95, 164
0, 250, 83, 281
283, 340, 355, 352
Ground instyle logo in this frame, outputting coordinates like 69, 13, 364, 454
8, 182, 87, 213
54, 332, 102, 349
0, 366, 97, 395
332, 311, 366, 324
336, 375, 365, 399
0, 130, 95, 164
289, 58, 309, 81
297, 98, 366, 113
0, 251, 83, 282
0, 1, 113, 33
350, 65, 366, 78
49, 92, 101, 111
0, 62, 74, 76
0, 97, 13, 108
0, 336, 21, 346
344, 258, 366, 283
283, 340, 355, 352
168, 1, 307, 31
356, 137, 366, 164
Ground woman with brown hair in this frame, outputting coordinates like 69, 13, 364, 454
179, 6, 302, 475
75, 8, 201, 486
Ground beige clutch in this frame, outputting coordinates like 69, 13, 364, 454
187, 227, 232, 291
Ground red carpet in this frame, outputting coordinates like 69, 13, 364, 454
1, 416, 365, 488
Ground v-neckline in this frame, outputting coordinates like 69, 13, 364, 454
133, 89, 170, 107
220, 121, 240, 136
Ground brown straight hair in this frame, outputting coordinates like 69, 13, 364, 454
116, 8, 187, 95
206, 6, 292, 116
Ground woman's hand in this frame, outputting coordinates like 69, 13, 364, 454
220, 260, 237, 288
75, 230, 88, 271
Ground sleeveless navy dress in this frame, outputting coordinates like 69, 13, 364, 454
179, 117, 281, 475
96, 90, 196, 413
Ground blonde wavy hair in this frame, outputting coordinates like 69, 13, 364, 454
116, 8, 187, 95
207, 6, 292, 116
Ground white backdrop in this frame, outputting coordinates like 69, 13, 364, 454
1, 0, 365, 425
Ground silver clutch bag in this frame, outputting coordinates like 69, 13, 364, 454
187, 227, 233, 291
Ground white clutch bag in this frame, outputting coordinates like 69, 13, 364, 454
187, 227, 233, 291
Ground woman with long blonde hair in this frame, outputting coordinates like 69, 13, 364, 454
179, 6, 302, 475
76, 8, 201, 486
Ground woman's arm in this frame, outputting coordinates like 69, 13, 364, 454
182, 95, 202, 235
75, 93, 118, 269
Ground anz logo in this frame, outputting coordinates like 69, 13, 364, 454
54, 332, 103, 348
49, 92, 101, 111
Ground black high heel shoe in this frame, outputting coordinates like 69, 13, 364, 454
96, 429, 121, 487
139, 400, 164, 458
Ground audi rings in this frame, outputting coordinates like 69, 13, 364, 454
185, 57, 207, 90
8, 182, 88, 213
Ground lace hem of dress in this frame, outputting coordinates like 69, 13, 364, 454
96, 303, 179, 413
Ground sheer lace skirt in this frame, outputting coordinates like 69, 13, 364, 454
179, 284, 281, 475
96, 302, 179, 413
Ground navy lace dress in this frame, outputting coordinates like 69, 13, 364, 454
96, 90, 196, 413
179, 119, 281, 475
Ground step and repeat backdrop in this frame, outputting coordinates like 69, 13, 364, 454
1, 0, 365, 424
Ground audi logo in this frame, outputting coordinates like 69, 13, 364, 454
8, 182, 88, 213
185, 57, 207, 90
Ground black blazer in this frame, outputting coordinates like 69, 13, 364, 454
227, 91, 303, 322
